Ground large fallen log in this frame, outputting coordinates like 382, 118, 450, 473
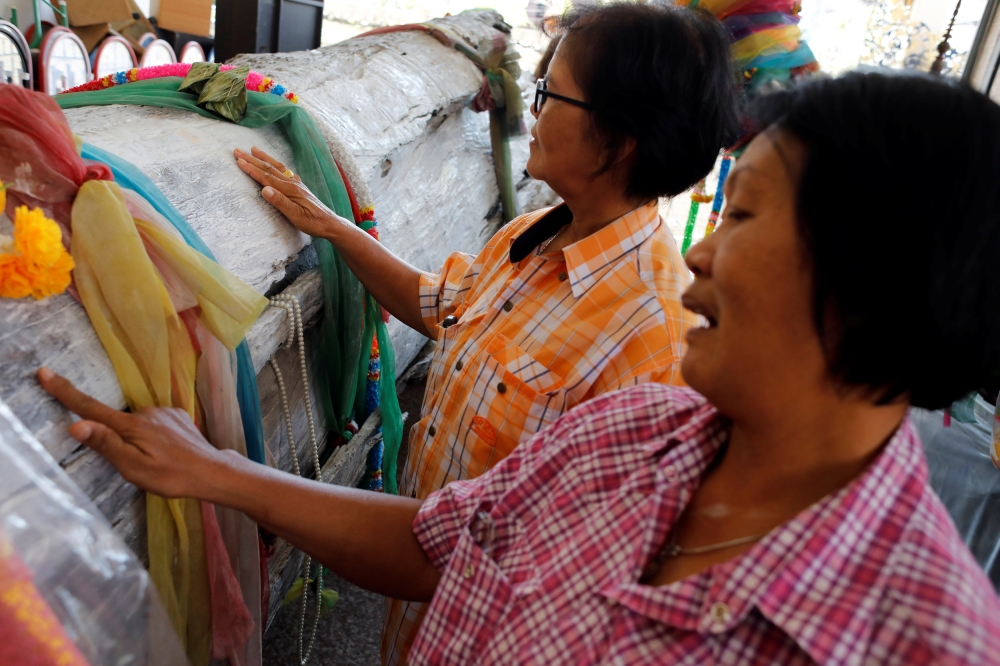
0, 9, 553, 627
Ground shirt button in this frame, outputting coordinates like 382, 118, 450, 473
463, 565, 475, 579
558, 272, 567, 282
502, 300, 513, 312
665, 465, 677, 480
455, 360, 463, 371
441, 315, 458, 328
497, 382, 507, 394
428, 425, 437, 437
710, 601, 731, 624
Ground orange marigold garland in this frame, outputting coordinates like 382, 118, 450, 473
0, 205, 75, 300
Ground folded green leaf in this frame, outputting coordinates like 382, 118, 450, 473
321, 588, 339, 610
178, 62, 220, 96
281, 577, 306, 606
198, 65, 249, 123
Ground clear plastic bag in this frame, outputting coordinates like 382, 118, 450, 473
0, 397, 189, 666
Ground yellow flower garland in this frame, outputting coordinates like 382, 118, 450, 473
0, 204, 75, 300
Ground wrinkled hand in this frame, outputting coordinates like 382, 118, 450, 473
235, 146, 348, 238
37, 367, 228, 499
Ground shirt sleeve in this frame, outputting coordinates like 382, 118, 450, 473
410, 388, 600, 571
418, 251, 477, 337
412, 457, 523, 571
417, 212, 539, 337
410, 384, 665, 571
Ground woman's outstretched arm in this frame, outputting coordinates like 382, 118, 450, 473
37, 368, 440, 602
234, 147, 432, 337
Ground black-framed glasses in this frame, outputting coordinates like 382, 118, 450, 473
533, 78, 594, 113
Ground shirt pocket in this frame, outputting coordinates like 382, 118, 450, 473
463, 333, 569, 477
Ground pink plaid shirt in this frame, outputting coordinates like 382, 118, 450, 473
410, 384, 1000, 665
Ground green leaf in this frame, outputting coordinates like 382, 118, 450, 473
281, 577, 305, 606
178, 62, 220, 96
321, 588, 339, 610
198, 66, 250, 123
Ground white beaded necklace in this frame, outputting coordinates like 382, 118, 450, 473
269, 294, 324, 665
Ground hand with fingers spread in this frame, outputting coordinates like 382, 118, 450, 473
233, 145, 432, 336
36, 367, 439, 602
234, 146, 350, 238
37, 367, 231, 500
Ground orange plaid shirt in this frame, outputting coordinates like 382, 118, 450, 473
382, 201, 694, 664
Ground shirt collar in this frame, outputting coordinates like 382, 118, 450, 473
609, 406, 929, 660
508, 202, 661, 299
743, 419, 928, 662
689, 417, 928, 659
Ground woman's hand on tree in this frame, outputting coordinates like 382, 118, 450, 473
235, 146, 348, 239
37, 367, 231, 500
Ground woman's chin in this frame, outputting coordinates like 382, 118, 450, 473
525, 154, 543, 181
680, 351, 714, 396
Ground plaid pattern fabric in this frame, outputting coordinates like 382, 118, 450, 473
408, 384, 1000, 665
382, 202, 693, 663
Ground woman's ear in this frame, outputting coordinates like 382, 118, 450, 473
615, 136, 638, 166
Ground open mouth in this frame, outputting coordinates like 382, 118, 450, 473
681, 295, 718, 329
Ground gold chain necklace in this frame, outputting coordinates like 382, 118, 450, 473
642, 529, 766, 581
537, 224, 568, 255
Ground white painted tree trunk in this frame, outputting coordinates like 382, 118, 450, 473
0, 9, 555, 623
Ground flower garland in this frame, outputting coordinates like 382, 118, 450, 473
60, 63, 300, 104
0, 202, 75, 300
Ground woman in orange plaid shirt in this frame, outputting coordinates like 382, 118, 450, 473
234, 3, 739, 661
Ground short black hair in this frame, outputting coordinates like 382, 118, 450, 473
749, 72, 1000, 410
558, 2, 740, 201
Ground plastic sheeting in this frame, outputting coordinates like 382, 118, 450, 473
912, 398, 1000, 591
0, 396, 188, 665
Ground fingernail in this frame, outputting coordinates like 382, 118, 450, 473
262, 186, 274, 198
237, 158, 247, 166
252, 145, 259, 152
38, 367, 54, 382
71, 423, 92, 441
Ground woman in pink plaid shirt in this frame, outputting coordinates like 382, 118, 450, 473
42, 72, 1000, 663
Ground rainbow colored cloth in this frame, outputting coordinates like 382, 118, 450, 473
679, 0, 819, 93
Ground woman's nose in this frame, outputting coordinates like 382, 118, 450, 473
684, 235, 715, 278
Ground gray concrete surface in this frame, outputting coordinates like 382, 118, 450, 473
263, 574, 386, 666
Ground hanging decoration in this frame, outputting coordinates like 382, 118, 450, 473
678, 0, 819, 96
681, 178, 712, 255
703, 154, 733, 238
677, 0, 818, 244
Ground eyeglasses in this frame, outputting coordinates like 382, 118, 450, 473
533, 78, 594, 113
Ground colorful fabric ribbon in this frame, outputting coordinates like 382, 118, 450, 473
58, 78, 405, 493
679, 0, 819, 95
79, 142, 268, 468
1, 85, 265, 666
